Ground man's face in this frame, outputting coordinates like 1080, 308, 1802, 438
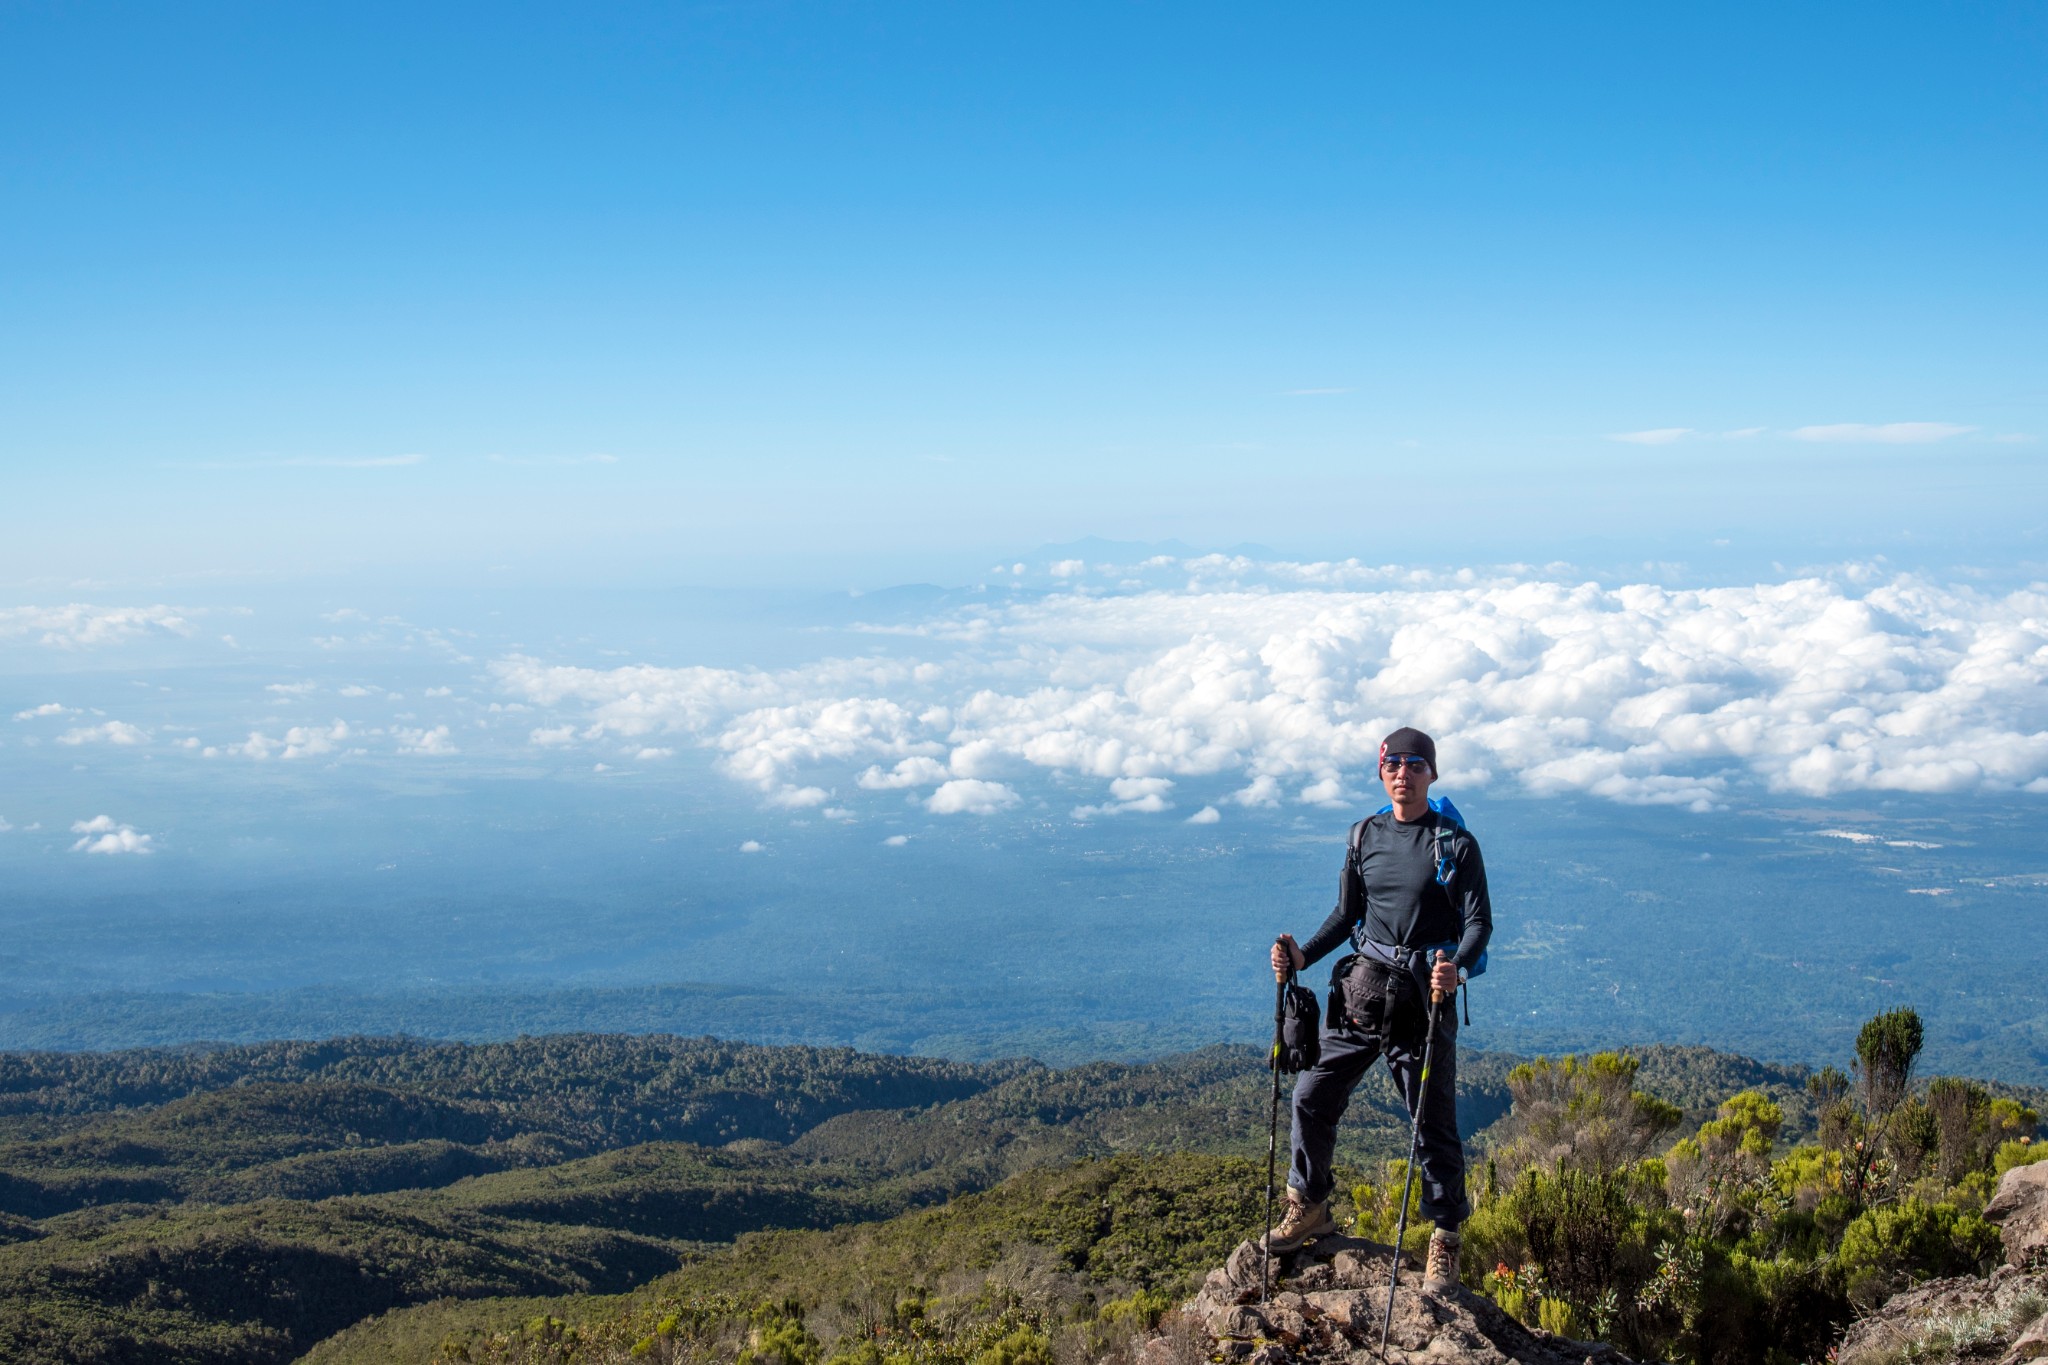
1380, 752, 1435, 806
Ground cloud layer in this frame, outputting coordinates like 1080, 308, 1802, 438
491, 562, 2048, 814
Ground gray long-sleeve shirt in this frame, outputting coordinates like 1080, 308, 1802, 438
1297, 810, 1493, 972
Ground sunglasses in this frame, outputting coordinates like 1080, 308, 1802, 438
1380, 755, 1431, 773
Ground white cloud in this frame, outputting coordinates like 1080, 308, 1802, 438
13, 703, 74, 720
266, 681, 317, 696
69, 815, 154, 855
239, 720, 350, 760
0, 604, 192, 649
394, 725, 457, 756
530, 724, 577, 746
883, 834, 910, 846
1790, 422, 1975, 444
491, 563, 2048, 810
424, 686, 454, 697
0, 816, 12, 832
926, 779, 1020, 815
857, 756, 951, 789
1610, 427, 1696, 445
739, 839, 764, 853
1050, 560, 1086, 578
1073, 776, 1176, 819
57, 721, 149, 746
1186, 805, 1222, 824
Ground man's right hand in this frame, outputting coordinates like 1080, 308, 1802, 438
1271, 934, 1307, 982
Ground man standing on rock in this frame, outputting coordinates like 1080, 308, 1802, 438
1264, 726, 1493, 1291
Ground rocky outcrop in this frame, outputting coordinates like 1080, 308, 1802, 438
1830, 1161, 2048, 1365
1831, 1266, 2048, 1365
1136, 1233, 1639, 1365
1988, 1161, 2048, 1269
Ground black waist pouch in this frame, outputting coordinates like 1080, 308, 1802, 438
1333, 953, 1428, 1052
1278, 980, 1321, 1072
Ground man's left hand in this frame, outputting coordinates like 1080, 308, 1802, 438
1430, 954, 1459, 999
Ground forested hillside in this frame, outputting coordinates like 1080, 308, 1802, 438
0, 1033, 1515, 1364
0, 1028, 2030, 1364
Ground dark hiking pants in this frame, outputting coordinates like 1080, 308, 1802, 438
1287, 1008, 1470, 1227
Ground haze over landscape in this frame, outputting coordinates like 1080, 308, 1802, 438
4, 3, 2045, 1077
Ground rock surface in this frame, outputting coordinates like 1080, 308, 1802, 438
1989, 1161, 2048, 1269
1137, 1233, 1639, 1365
1831, 1265, 2048, 1365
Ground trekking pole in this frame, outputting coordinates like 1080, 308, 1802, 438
1261, 958, 1288, 1302
1379, 951, 1449, 1359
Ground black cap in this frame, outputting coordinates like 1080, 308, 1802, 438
1379, 727, 1437, 776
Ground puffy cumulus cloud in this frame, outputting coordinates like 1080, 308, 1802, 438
13, 702, 74, 720
857, 756, 951, 789
1072, 776, 1176, 820
492, 655, 939, 808
69, 815, 154, 855
394, 725, 457, 756
491, 566, 2048, 812
926, 779, 1020, 815
239, 720, 350, 760
1186, 805, 1222, 824
56, 721, 149, 746
0, 604, 193, 649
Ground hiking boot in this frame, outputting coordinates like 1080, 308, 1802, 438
1260, 1194, 1336, 1252
1424, 1228, 1461, 1291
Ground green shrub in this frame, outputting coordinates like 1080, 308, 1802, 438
975, 1325, 1052, 1365
1995, 1140, 2048, 1178
1836, 1201, 2001, 1308
1508, 1167, 1647, 1318
739, 1302, 821, 1365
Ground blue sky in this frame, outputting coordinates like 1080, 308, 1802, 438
4, 2, 2045, 587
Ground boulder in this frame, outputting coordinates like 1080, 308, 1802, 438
1987, 1161, 2048, 1268
1148, 1233, 1642, 1365
1830, 1265, 2048, 1365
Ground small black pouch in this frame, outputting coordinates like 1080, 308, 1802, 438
1379, 962, 1429, 1052
1279, 980, 1321, 1072
1337, 952, 1428, 1052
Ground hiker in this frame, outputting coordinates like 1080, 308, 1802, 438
1263, 726, 1493, 1290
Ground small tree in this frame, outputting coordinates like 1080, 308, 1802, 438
1807, 1066, 1858, 1153
1492, 1053, 1683, 1180
1925, 1078, 1990, 1187
1851, 1008, 1924, 1200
